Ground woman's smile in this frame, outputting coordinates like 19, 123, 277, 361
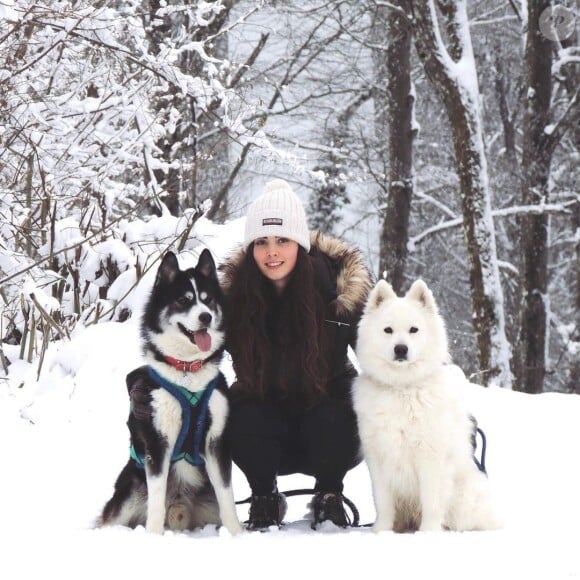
253, 236, 299, 292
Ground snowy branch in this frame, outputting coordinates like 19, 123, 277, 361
370, 1, 412, 25
409, 200, 578, 249
545, 89, 580, 156
415, 189, 458, 218
0, 203, 147, 287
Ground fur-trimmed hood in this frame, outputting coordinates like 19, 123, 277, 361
220, 231, 372, 317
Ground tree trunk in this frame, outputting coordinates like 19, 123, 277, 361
515, 0, 553, 393
493, 43, 516, 162
571, 197, 580, 394
413, 0, 512, 386
378, 0, 415, 294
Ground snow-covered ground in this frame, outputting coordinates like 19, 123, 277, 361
2, 219, 579, 579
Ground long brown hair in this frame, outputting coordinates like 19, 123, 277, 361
225, 245, 328, 407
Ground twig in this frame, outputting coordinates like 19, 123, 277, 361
36, 323, 50, 381
0, 344, 9, 376
28, 292, 70, 340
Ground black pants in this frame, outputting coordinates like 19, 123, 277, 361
228, 397, 361, 496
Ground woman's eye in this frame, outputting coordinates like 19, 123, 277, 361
277, 237, 289, 244
384, 327, 393, 334
410, 327, 419, 334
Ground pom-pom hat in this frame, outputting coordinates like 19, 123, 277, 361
244, 179, 311, 252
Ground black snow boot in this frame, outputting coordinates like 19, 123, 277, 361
246, 492, 287, 531
311, 492, 350, 529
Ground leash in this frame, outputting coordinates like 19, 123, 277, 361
235, 488, 363, 527
474, 427, 488, 474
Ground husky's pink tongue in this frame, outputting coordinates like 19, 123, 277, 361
193, 329, 211, 352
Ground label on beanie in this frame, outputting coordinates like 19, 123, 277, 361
262, 218, 283, 225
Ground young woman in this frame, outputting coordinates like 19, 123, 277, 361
221, 179, 372, 530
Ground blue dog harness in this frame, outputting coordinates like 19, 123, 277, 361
130, 366, 218, 468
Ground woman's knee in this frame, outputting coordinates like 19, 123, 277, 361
228, 400, 284, 439
304, 398, 358, 433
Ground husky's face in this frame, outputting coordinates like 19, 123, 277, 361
356, 279, 449, 381
142, 249, 224, 360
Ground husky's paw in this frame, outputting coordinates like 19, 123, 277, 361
167, 503, 191, 531
145, 519, 165, 534
224, 520, 244, 536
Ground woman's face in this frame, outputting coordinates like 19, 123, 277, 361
252, 236, 299, 293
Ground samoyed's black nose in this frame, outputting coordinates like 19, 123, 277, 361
199, 312, 212, 326
394, 344, 408, 361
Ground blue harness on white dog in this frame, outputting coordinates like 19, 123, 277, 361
130, 366, 217, 468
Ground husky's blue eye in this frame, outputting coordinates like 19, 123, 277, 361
384, 327, 393, 334
410, 327, 419, 333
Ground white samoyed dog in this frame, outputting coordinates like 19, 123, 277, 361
352, 279, 501, 533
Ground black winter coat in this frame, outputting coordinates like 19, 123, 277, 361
221, 232, 373, 411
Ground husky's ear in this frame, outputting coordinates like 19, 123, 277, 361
406, 279, 437, 311
155, 251, 179, 286
196, 248, 217, 280
366, 279, 397, 311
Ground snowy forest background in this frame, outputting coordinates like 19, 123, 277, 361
0, 0, 578, 394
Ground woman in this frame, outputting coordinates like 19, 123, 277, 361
222, 179, 372, 530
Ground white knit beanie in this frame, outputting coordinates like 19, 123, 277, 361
244, 179, 311, 252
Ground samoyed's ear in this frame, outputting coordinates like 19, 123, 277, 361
365, 279, 397, 311
406, 279, 438, 312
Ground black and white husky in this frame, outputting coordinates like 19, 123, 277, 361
98, 249, 242, 535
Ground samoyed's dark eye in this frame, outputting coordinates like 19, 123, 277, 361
410, 327, 419, 333
384, 327, 393, 334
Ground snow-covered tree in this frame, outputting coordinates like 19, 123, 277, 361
0, 0, 255, 355
371, 0, 415, 293
515, 0, 579, 394
412, 0, 512, 387
1, 0, 577, 393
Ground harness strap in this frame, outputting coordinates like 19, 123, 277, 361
131, 367, 217, 468
191, 376, 215, 465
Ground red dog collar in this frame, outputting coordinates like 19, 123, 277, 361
164, 356, 203, 373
